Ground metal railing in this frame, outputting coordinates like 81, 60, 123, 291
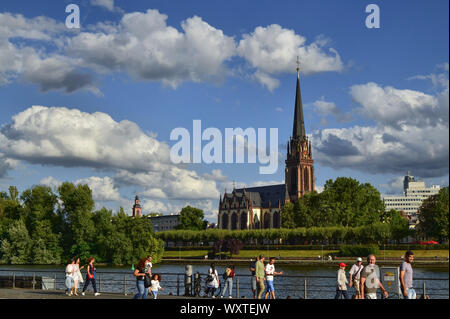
0, 269, 448, 299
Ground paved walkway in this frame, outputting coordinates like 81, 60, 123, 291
0, 288, 200, 299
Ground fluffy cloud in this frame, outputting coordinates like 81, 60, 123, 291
1, 10, 344, 93
237, 25, 344, 90
309, 98, 353, 124
0, 13, 96, 93
0, 106, 222, 203
67, 10, 236, 88
313, 67, 449, 178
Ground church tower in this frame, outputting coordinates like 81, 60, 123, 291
132, 195, 142, 217
285, 59, 315, 202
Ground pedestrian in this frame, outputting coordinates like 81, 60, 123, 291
264, 257, 283, 299
82, 257, 100, 296
133, 257, 149, 299
348, 257, 364, 299
249, 256, 258, 298
205, 263, 220, 298
360, 254, 389, 299
65, 258, 75, 296
335, 262, 350, 299
400, 251, 416, 299
255, 255, 265, 299
150, 274, 163, 299
221, 265, 235, 298
73, 257, 85, 296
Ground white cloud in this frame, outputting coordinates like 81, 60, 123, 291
309, 98, 353, 123
91, 0, 115, 12
237, 24, 343, 90
313, 68, 449, 178
67, 10, 236, 88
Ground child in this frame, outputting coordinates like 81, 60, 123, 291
335, 262, 349, 299
151, 274, 163, 299
81, 257, 101, 296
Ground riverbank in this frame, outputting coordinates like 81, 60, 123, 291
161, 258, 449, 268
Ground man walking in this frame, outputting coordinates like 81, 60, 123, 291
264, 257, 283, 299
255, 254, 265, 299
400, 251, 416, 299
249, 256, 258, 298
335, 262, 350, 299
349, 257, 364, 299
360, 254, 389, 299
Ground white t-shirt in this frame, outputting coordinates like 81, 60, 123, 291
151, 280, 161, 291
265, 264, 275, 281
146, 262, 153, 273
66, 264, 74, 277
349, 264, 364, 280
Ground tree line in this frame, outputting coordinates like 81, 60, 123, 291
0, 183, 164, 265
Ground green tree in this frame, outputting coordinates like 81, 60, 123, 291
281, 202, 296, 228
381, 209, 410, 243
418, 187, 449, 242
0, 219, 32, 264
176, 206, 206, 230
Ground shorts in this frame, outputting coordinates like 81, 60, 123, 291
251, 276, 257, 291
365, 293, 377, 299
353, 279, 360, 293
266, 280, 274, 293
403, 288, 416, 299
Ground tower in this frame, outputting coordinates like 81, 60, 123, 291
285, 58, 315, 202
132, 195, 142, 217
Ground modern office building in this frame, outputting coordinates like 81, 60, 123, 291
383, 172, 441, 228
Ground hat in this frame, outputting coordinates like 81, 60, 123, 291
339, 262, 347, 267
356, 257, 363, 262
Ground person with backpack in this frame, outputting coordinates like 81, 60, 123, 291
348, 257, 364, 299
220, 265, 235, 298
205, 263, 220, 298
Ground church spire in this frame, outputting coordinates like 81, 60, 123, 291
292, 56, 306, 140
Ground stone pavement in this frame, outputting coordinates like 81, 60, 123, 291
0, 288, 201, 299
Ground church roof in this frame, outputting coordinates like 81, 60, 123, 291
223, 184, 286, 208
292, 71, 306, 140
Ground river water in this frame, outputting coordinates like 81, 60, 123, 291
0, 264, 448, 299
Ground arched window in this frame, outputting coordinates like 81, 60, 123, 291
231, 212, 238, 230
264, 213, 271, 229
304, 167, 309, 192
240, 212, 247, 230
273, 211, 280, 229
291, 168, 298, 194
221, 213, 229, 229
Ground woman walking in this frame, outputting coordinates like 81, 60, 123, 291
82, 257, 100, 296
73, 257, 84, 296
220, 265, 235, 298
133, 257, 149, 299
205, 263, 220, 298
65, 258, 75, 296
150, 274, 163, 299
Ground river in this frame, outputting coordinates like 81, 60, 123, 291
0, 264, 448, 299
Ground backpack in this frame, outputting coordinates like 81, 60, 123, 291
223, 268, 231, 280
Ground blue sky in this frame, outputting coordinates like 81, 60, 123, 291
0, 0, 448, 220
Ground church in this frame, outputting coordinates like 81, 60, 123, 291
218, 64, 315, 230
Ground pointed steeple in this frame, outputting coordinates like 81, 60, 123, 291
292, 57, 306, 140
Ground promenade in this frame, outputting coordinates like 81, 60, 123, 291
0, 288, 199, 299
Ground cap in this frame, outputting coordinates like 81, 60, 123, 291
356, 257, 363, 262
339, 262, 347, 267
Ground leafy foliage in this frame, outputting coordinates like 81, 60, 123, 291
0, 183, 164, 265
418, 187, 449, 242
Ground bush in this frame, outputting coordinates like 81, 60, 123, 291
338, 244, 379, 257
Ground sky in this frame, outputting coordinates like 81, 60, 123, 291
0, 0, 448, 221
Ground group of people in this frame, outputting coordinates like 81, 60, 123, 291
133, 255, 163, 299
250, 255, 284, 299
335, 251, 416, 299
65, 256, 100, 296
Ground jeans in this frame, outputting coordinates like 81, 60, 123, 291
82, 277, 97, 293
134, 280, 148, 299
251, 276, 257, 292
221, 278, 233, 297
403, 287, 416, 299
335, 288, 350, 299
152, 291, 158, 299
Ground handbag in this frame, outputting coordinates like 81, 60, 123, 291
144, 274, 152, 288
